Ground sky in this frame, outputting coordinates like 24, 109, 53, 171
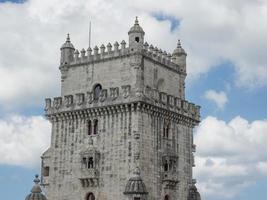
0, 0, 266, 199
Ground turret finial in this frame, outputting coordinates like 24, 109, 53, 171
33, 174, 40, 184
135, 16, 139, 25
66, 33, 70, 43
177, 39, 181, 48
133, 167, 141, 177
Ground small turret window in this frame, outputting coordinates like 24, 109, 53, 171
135, 37, 140, 42
93, 84, 102, 100
43, 166, 50, 177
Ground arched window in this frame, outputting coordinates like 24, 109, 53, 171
86, 193, 95, 200
93, 119, 98, 135
88, 120, 92, 135
93, 84, 102, 100
164, 195, 169, 200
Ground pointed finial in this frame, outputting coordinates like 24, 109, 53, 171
177, 39, 181, 48
135, 16, 139, 25
33, 174, 40, 184
66, 33, 70, 42
133, 167, 141, 177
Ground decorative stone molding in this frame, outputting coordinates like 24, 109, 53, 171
110, 87, 119, 100
160, 92, 167, 104
87, 92, 94, 104
76, 93, 85, 105
122, 85, 131, 98
45, 98, 52, 111
53, 97, 62, 109
64, 95, 73, 107
99, 89, 107, 102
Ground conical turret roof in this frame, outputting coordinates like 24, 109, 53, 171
124, 167, 148, 195
60, 33, 75, 50
25, 175, 47, 200
172, 39, 187, 56
128, 17, 145, 35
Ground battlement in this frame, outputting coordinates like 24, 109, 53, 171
45, 85, 200, 122
62, 41, 183, 74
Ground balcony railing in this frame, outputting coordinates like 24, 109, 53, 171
78, 168, 99, 187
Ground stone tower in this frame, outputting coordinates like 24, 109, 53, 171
42, 18, 201, 200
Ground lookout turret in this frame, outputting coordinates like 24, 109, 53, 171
172, 39, 187, 73
128, 17, 145, 51
60, 34, 75, 66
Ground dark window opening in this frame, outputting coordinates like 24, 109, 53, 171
134, 198, 141, 200
93, 84, 102, 100
88, 157, 94, 169
87, 192, 95, 200
164, 195, 169, 200
88, 120, 92, 135
164, 161, 168, 172
93, 119, 98, 135
166, 124, 169, 138
43, 166, 50, 177
135, 37, 140, 43
163, 122, 170, 139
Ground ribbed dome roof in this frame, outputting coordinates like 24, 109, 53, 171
188, 184, 201, 200
25, 175, 47, 200
60, 33, 75, 50
172, 40, 187, 56
124, 167, 148, 195
128, 17, 145, 35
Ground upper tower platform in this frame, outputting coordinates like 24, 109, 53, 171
45, 18, 199, 123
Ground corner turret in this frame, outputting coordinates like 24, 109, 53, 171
25, 175, 47, 200
60, 34, 75, 66
124, 167, 148, 200
128, 17, 145, 51
172, 40, 187, 73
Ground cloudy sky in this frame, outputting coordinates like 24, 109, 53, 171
0, 0, 267, 199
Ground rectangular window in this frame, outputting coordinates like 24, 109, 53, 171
43, 166, 50, 177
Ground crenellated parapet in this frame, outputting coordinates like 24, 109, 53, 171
60, 41, 184, 75
44, 85, 200, 122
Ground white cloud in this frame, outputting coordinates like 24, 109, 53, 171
194, 116, 267, 199
204, 90, 228, 109
0, 0, 267, 110
0, 115, 50, 168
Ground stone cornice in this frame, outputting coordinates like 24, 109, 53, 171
45, 101, 200, 127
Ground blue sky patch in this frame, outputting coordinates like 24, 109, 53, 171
152, 12, 180, 32
187, 62, 267, 121
0, 0, 25, 3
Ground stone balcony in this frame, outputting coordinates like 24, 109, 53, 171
78, 168, 99, 187
162, 171, 179, 189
